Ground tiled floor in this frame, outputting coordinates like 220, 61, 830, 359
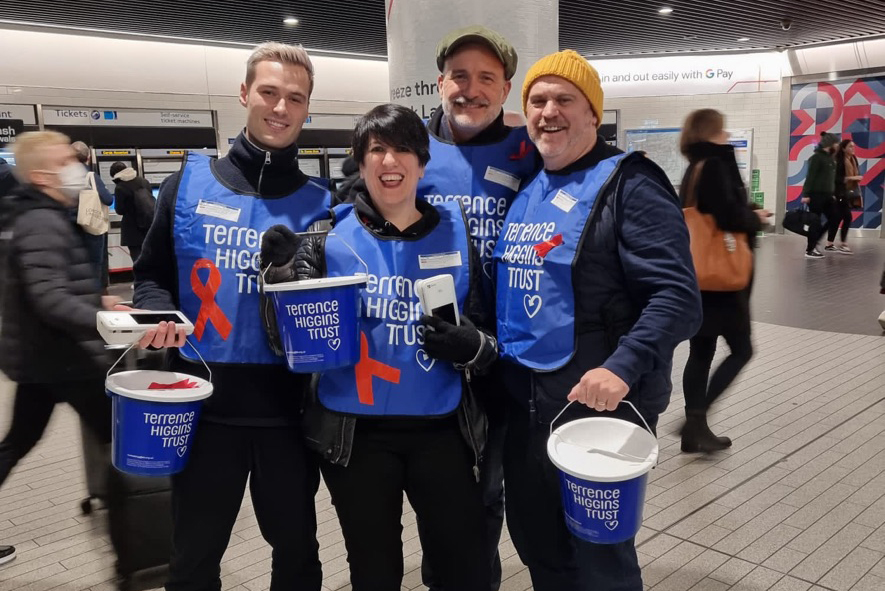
1, 234, 884, 591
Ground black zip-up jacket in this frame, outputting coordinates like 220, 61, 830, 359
0, 185, 108, 383
112, 169, 155, 247
261, 193, 495, 474
133, 131, 320, 426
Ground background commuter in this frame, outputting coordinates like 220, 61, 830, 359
800, 131, 839, 258
109, 160, 154, 265
0, 132, 117, 566
826, 139, 863, 254
678, 109, 770, 453
0, 157, 18, 199
71, 141, 114, 286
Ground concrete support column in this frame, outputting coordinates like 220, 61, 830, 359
385, 0, 559, 117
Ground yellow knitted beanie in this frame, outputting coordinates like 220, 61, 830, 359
522, 50, 604, 127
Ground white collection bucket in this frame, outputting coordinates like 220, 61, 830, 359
547, 400, 659, 544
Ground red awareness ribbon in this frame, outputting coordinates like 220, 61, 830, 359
148, 379, 199, 390
190, 258, 233, 341
355, 331, 401, 405
533, 234, 564, 259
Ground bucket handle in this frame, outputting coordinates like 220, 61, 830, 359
107, 337, 212, 383
550, 399, 655, 440
258, 230, 370, 293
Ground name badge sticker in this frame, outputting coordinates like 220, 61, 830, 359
551, 190, 578, 213
195, 200, 241, 223
418, 251, 463, 270
484, 166, 520, 191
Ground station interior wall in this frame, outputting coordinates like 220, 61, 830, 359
1, 26, 884, 217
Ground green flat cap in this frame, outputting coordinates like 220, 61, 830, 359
436, 25, 518, 80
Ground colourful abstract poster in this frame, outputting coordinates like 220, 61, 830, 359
788, 77, 885, 230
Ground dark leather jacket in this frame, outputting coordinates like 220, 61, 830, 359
261, 194, 496, 476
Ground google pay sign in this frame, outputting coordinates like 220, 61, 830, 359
591, 52, 786, 98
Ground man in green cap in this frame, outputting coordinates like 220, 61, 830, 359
417, 24, 539, 591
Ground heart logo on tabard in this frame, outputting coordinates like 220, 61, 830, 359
416, 349, 435, 372
604, 520, 619, 531
177, 446, 188, 458
482, 261, 493, 279
328, 338, 341, 351
524, 294, 542, 318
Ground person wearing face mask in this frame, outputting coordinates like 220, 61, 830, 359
494, 51, 701, 591
415, 26, 539, 591
0, 133, 117, 567
261, 103, 498, 591
130, 42, 328, 591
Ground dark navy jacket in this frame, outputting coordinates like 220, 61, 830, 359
501, 139, 702, 426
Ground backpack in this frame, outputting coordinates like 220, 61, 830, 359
77, 172, 110, 235
682, 160, 753, 292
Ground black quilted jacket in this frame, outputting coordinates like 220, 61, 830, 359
0, 186, 108, 383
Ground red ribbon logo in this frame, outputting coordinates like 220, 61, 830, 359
533, 234, 564, 259
355, 331, 401, 405
509, 140, 533, 161
190, 258, 232, 341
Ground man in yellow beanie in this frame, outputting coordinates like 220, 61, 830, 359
493, 50, 702, 591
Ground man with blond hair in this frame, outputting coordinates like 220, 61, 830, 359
0, 132, 116, 568
132, 42, 328, 591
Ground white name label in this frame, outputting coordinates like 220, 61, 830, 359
196, 200, 241, 223
418, 251, 463, 270
551, 190, 578, 213
484, 166, 520, 191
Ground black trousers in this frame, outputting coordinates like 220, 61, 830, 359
321, 417, 490, 591
165, 422, 322, 591
807, 197, 839, 252
826, 199, 853, 243
503, 398, 646, 591
683, 331, 754, 411
128, 245, 143, 267
0, 379, 110, 485
420, 395, 507, 591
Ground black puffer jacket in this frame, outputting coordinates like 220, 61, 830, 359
260, 194, 496, 473
0, 186, 108, 383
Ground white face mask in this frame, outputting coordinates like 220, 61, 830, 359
55, 163, 88, 199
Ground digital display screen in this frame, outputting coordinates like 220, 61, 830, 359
431, 303, 458, 325
131, 313, 185, 325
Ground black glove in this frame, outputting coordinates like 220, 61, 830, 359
421, 315, 481, 364
260, 225, 301, 268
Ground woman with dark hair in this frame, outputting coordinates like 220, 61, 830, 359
678, 109, 771, 453
260, 103, 495, 591
826, 139, 863, 254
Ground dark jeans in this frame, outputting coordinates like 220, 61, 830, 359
503, 397, 647, 591
827, 199, 853, 243
321, 417, 490, 591
0, 379, 110, 485
807, 197, 838, 252
421, 397, 507, 591
81, 232, 109, 288
165, 422, 322, 591
683, 331, 754, 411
